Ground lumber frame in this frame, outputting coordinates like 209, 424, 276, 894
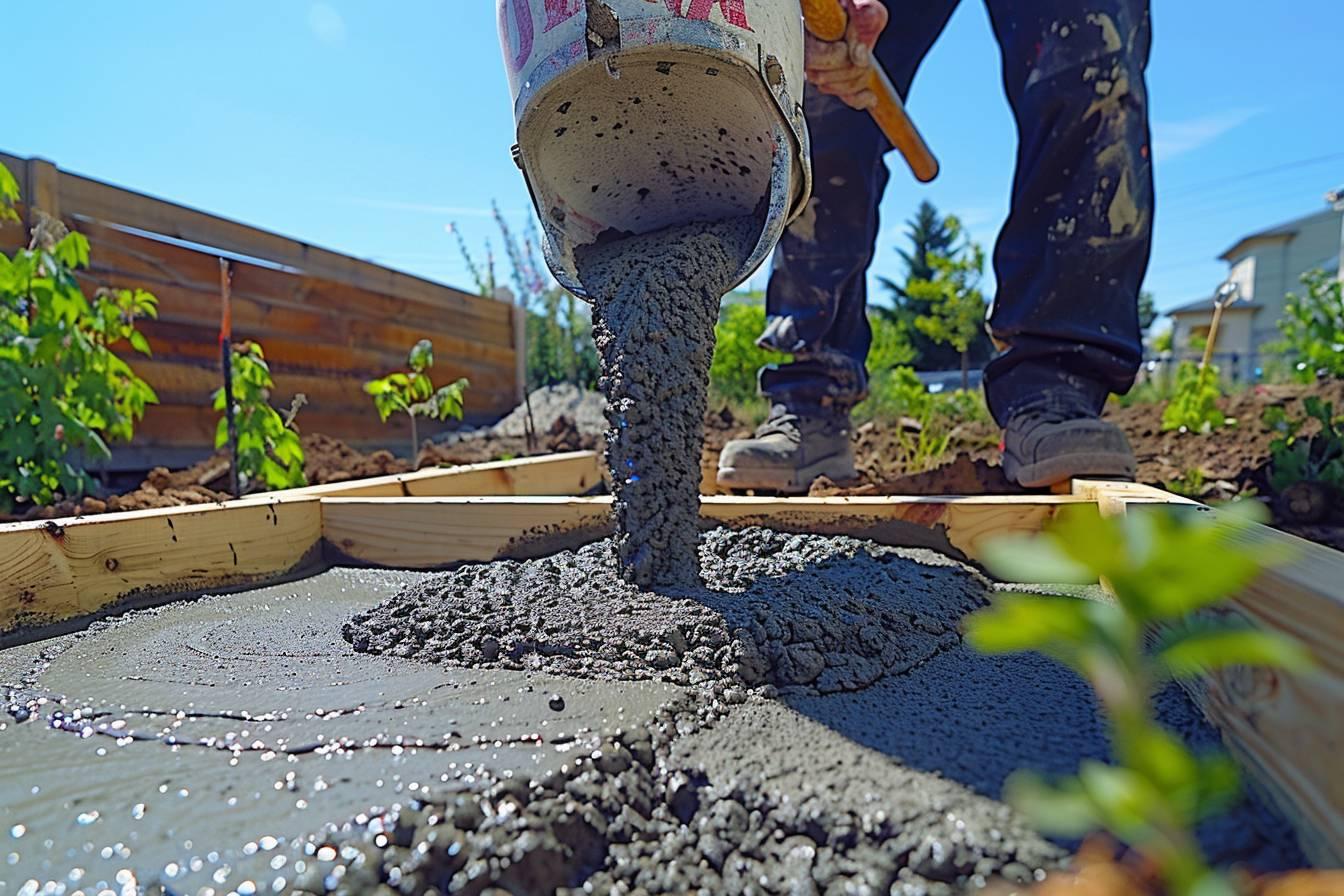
319, 494, 1085, 569
0, 469, 1340, 865
242, 451, 606, 500
0, 453, 603, 640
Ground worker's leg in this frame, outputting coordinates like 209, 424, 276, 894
757, 1, 963, 412
718, 1, 962, 493
982, 0, 1153, 425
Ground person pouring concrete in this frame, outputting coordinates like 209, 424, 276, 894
717, 0, 1152, 492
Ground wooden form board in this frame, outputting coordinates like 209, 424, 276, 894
320, 493, 1081, 569
0, 453, 602, 636
0, 151, 522, 463
0, 466, 1340, 865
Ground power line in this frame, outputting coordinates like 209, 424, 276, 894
1162, 150, 1344, 200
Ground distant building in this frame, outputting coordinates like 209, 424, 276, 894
1167, 205, 1343, 381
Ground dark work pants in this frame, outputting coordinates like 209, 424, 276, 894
760, 1, 1154, 425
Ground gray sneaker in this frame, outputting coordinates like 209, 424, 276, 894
717, 405, 856, 494
1002, 408, 1136, 489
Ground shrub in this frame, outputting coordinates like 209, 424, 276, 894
708, 302, 780, 410
0, 164, 159, 511
1263, 398, 1344, 494
1275, 269, 1344, 381
365, 339, 469, 467
1161, 361, 1228, 433
213, 342, 305, 492
968, 503, 1309, 896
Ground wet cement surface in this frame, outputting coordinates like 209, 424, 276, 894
575, 216, 758, 588
343, 527, 1303, 893
0, 570, 681, 895
1, 530, 1303, 895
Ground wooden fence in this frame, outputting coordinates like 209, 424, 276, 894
0, 151, 525, 470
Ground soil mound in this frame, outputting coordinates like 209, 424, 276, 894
488, 383, 608, 440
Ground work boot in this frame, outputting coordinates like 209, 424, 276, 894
1001, 406, 1136, 489
717, 405, 856, 494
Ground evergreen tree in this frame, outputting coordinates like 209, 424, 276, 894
1138, 290, 1158, 333
879, 200, 992, 371
907, 216, 989, 391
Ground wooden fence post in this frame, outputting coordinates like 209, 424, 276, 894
23, 158, 60, 234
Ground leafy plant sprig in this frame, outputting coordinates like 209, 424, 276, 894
212, 341, 306, 492
364, 339, 469, 468
0, 163, 159, 511
1161, 360, 1228, 434
1273, 270, 1344, 382
967, 503, 1311, 896
1263, 398, 1344, 494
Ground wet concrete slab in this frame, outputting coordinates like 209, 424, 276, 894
0, 568, 682, 895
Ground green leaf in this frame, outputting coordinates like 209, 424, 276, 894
0, 163, 18, 222
964, 594, 1099, 655
978, 534, 1094, 585
128, 330, 151, 356
53, 233, 91, 270
1187, 871, 1240, 896
1002, 771, 1097, 836
1076, 760, 1160, 843
1120, 726, 1199, 799
1158, 628, 1314, 680
408, 338, 434, 373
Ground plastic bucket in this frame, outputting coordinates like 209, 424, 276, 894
498, 0, 811, 299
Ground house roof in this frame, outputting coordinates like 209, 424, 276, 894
1219, 207, 1341, 261
1167, 296, 1262, 316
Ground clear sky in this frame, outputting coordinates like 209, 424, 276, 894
7, 2, 1342, 320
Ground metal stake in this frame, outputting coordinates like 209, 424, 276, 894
219, 259, 241, 498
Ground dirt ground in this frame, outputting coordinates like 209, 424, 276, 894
2, 420, 599, 522
704, 380, 1344, 550
11, 381, 1342, 552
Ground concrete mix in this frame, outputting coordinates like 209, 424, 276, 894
574, 217, 758, 588
0, 530, 1304, 895
342, 527, 1303, 893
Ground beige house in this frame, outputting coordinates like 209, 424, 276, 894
1167, 204, 1343, 381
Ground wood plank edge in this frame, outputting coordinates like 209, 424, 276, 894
0, 544, 327, 650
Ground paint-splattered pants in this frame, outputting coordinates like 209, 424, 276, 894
759, 1, 1153, 425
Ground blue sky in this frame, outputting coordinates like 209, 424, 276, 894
7, 2, 1342, 320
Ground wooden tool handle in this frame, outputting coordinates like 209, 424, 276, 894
799, 0, 940, 183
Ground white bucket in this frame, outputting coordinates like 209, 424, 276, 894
498, 0, 811, 299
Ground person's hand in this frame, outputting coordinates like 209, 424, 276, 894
804, 0, 889, 111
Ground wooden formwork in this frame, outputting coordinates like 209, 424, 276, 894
0, 453, 1339, 867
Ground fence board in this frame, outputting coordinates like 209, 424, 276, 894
0, 151, 523, 465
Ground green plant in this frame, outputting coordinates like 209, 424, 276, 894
213, 341, 305, 492
967, 504, 1310, 896
1161, 361, 1228, 433
0, 164, 159, 511
1138, 290, 1159, 334
1274, 270, 1344, 381
365, 339, 469, 467
1263, 398, 1344, 494
708, 300, 784, 410
854, 361, 992, 473
878, 200, 993, 370
452, 208, 600, 391
1164, 467, 1207, 499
